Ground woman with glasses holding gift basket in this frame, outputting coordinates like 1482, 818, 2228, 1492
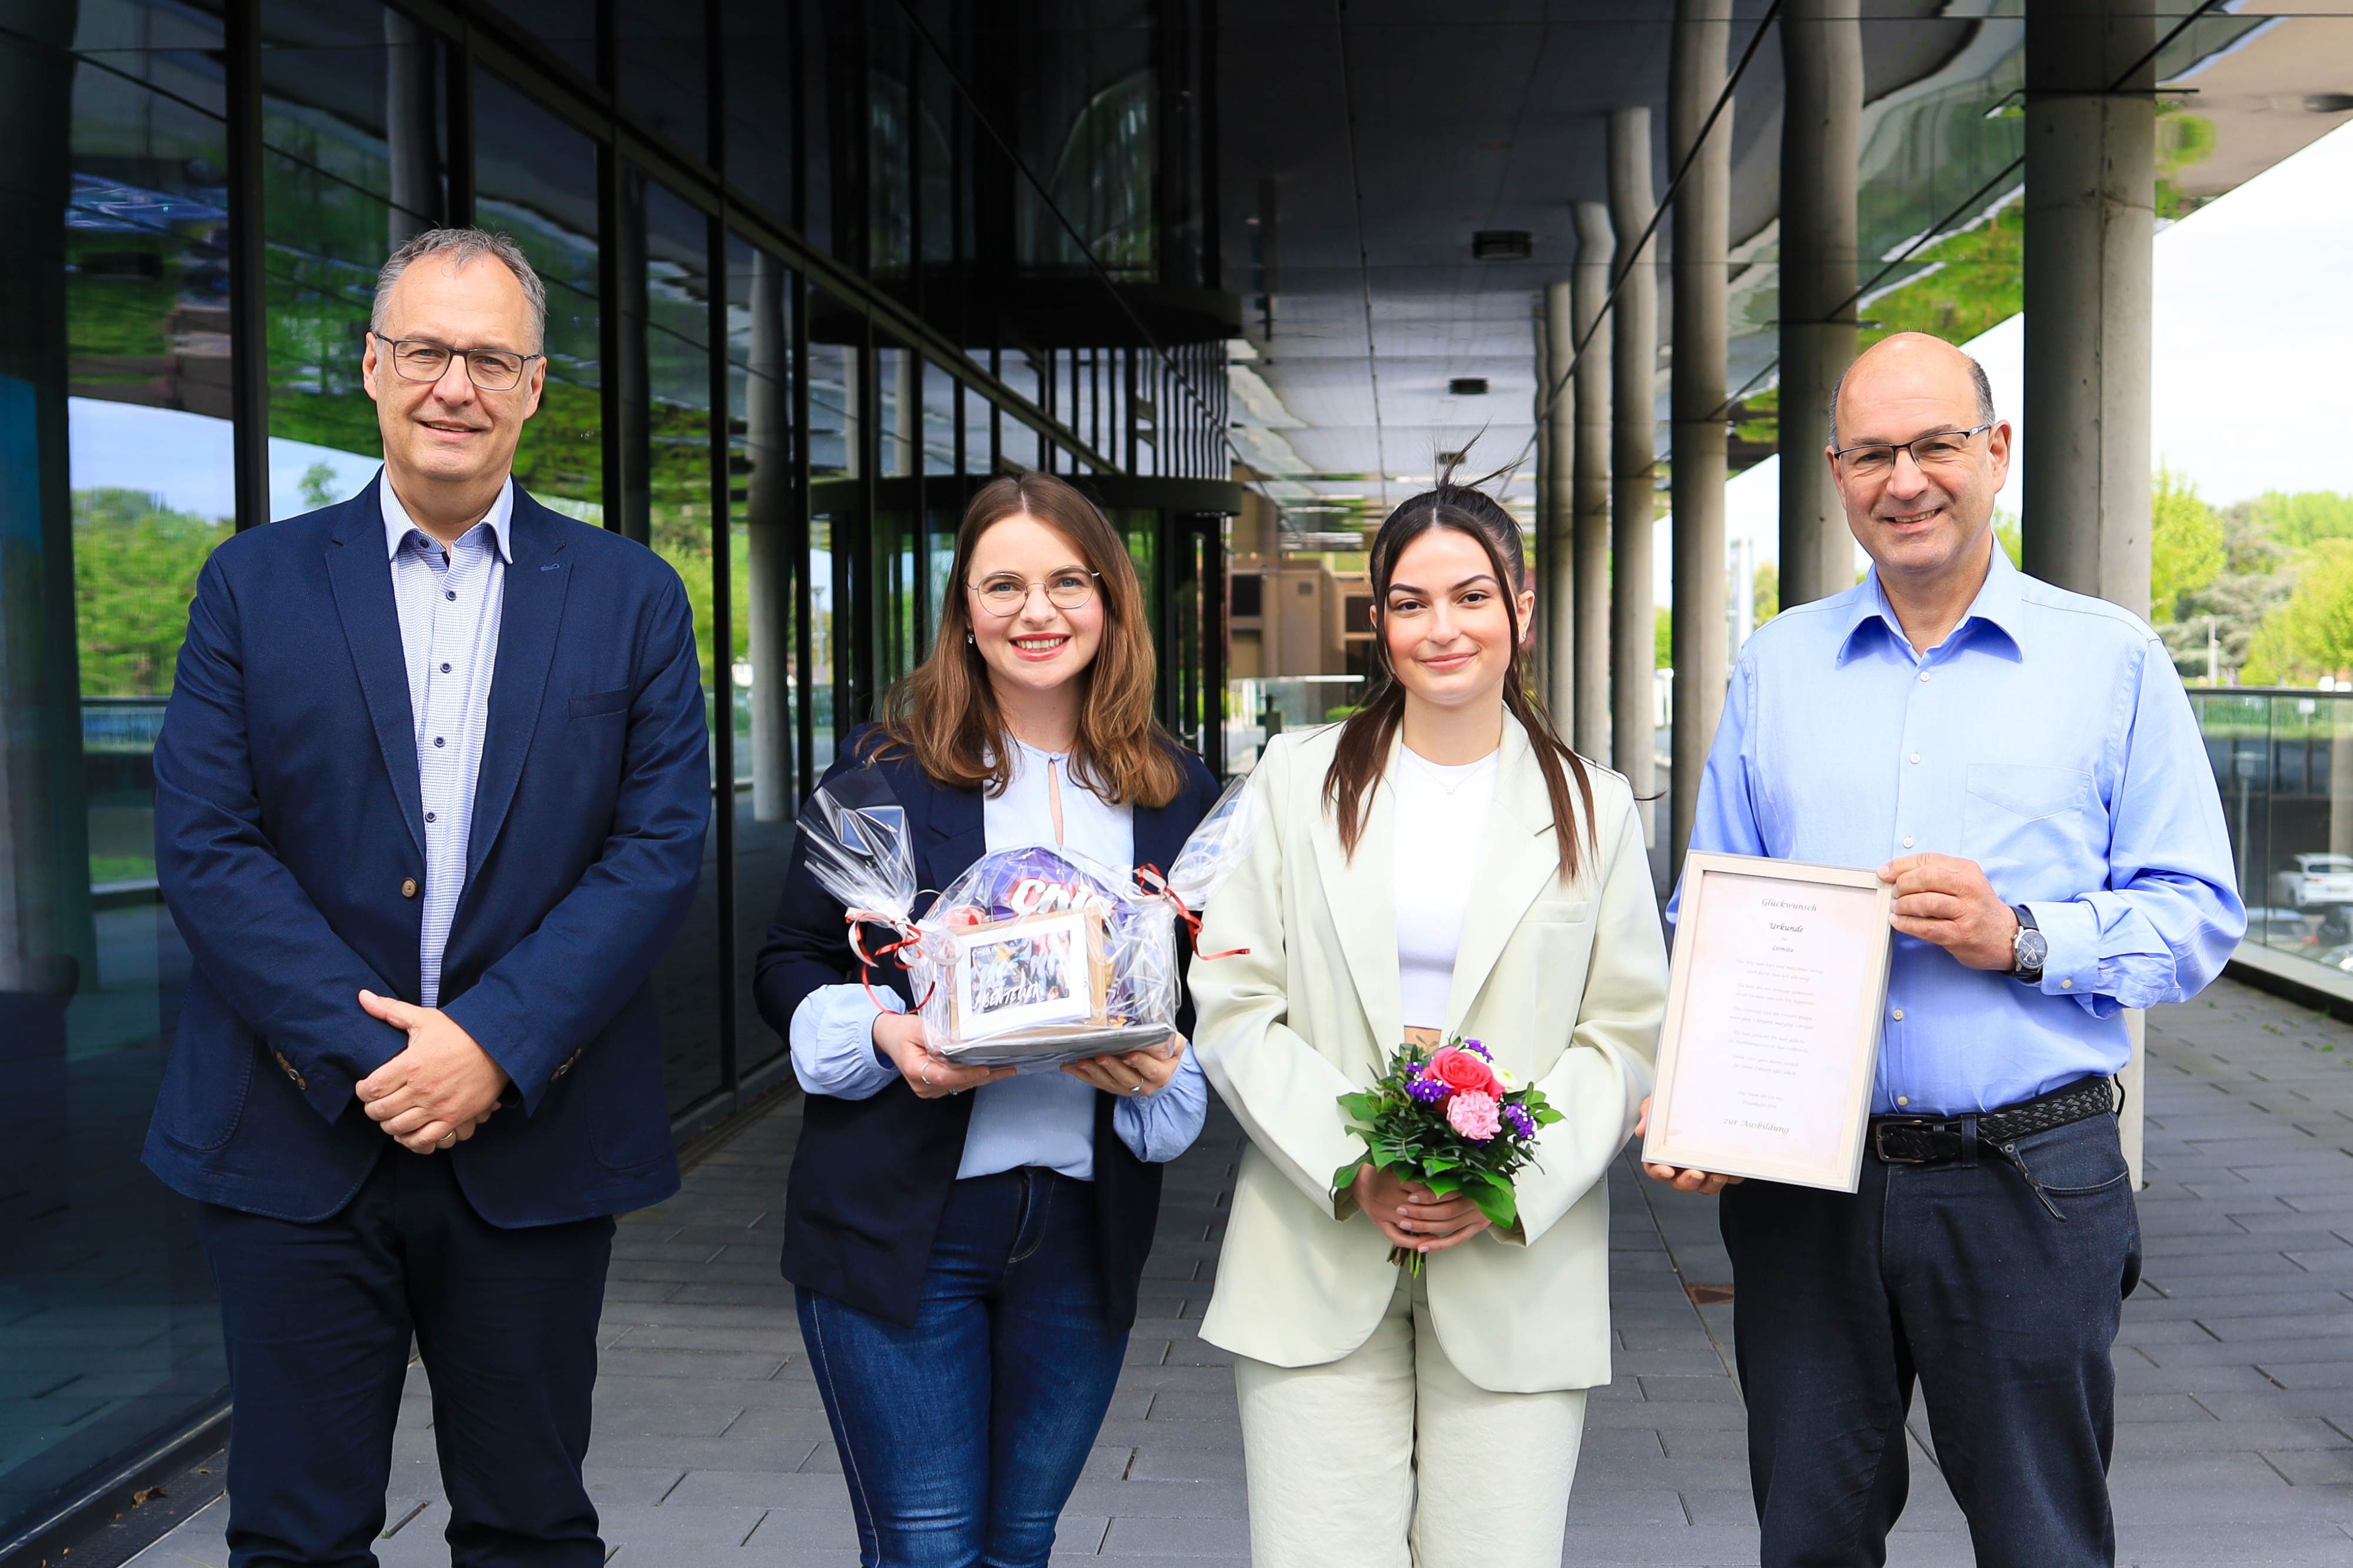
755, 472, 1224, 1568
1188, 462, 1670, 1567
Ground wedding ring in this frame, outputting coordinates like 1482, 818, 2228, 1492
920, 1064, 934, 1087
437, 1133, 456, 1148
1128, 1084, 1144, 1094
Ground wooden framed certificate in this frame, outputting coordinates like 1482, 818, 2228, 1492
1642, 853, 1895, 1193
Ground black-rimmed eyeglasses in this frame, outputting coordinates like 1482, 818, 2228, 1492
373, 334, 544, 392
966, 570, 1101, 616
1831, 422, 1995, 480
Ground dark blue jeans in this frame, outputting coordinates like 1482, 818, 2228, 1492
796, 1167, 1131, 1568
1721, 1104, 2143, 1568
198, 1149, 614, 1567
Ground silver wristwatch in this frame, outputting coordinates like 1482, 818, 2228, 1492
2010, 904, 2047, 983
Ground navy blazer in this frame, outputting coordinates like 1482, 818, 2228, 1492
755, 724, 1223, 1329
143, 481, 710, 1227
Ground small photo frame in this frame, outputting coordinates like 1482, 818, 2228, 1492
949, 908, 1098, 1037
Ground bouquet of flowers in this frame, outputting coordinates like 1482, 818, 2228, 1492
1333, 1037, 1562, 1273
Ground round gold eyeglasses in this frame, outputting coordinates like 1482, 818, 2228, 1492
966, 570, 1101, 617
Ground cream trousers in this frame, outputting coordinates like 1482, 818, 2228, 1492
1230, 1267, 1588, 1568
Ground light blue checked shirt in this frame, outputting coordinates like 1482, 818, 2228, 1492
381, 473, 513, 1008
1673, 545, 2245, 1117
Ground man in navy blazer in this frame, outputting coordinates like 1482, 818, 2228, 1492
145, 228, 709, 1566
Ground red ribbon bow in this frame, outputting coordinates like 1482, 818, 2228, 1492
1131, 865, 1249, 961
843, 909, 937, 1013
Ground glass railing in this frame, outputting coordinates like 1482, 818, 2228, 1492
2189, 687, 2353, 985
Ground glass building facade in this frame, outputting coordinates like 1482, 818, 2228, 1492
0, 0, 1239, 1548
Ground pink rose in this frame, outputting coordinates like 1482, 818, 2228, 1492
1424, 1047, 1500, 1098
1446, 1089, 1501, 1143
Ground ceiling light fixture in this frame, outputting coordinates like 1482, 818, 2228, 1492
1471, 230, 1533, 261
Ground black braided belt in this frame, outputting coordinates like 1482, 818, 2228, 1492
1870, 1076, 2116, 1164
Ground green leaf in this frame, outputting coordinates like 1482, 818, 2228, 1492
1463, 1177, 1519, 1229
1334, 1160, 1367, 1193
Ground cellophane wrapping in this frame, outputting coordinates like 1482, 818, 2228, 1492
794, 770, 1259, 1072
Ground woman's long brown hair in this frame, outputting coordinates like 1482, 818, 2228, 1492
1322, 462, 1597, 880
863, 472, 1183, 809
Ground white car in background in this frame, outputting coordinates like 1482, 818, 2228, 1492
2273, 853, 2353, 910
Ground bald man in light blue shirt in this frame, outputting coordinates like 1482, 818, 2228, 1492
1654, 332, 2243, 1568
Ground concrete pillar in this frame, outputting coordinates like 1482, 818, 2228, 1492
1608, 109, 1659, 841
2024, 0, 2158, 1184
1777, 0, 1862, 608
1543, 281, 1576, 726
1670, 0, 1732, 872
1571, 202, 1613, 764
746, 251, 795, 821
385, 9, 438, 249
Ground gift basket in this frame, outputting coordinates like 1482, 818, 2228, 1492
798, 770, 1257, 1070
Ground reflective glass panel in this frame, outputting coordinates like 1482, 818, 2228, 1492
616, 0, 708, 161
636, 181, 724, 1114
0, 3, 230, 1540
260, 0, 443, 516
476, 74, 603, 514
724, 236, 796, 1074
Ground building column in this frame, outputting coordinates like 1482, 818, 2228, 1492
1571, 202, 1614, 764
2023, 0, 2157, 1183
1777, 0, 1862, 608
1608, 109, 1659, 842
1543, 281, 1576, 725
746, 251, 795, 821
1670, 0, 1732, 871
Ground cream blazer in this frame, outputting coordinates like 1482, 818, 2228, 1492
1189, 720, 1667, 1393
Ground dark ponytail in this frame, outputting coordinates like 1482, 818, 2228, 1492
1321, 455, 1598, 882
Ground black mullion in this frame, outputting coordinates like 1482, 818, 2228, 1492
913, 352, 930, 659
853, 322, 879, 723
705, 0, 725, 184
1200, 516, 1226, 775
1199, 0, 1220, 293
793, 269, 816, 796
599, 138, 624, 532
445, 32, 476, 225
224, 0, 268, 530
706, 207, 739, 1098
907, 25, 923, 324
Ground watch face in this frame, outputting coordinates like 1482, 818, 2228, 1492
2018, 928, 2049, 968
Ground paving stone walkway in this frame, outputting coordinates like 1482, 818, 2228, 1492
132, 976, 2353, 1566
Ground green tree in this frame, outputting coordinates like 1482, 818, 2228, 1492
298, 461, 341, 510
2148, 467, 2224, 624
74, 489, 232, 695
2241, 540, 2353, 685
1993, 509, 2021, 568
2163, 498, 2290, 683
1654, 605, 1672, 670
2245, 490, 2353, 550
1752, 561, 1778, 624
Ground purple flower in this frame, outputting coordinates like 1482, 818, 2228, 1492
1502, 1102, 1536, 1139
1407, 1077, 1451, 1104
1461, 1038, 1491, 1060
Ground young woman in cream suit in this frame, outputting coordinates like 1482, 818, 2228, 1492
1189, 473, 1669, 1567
